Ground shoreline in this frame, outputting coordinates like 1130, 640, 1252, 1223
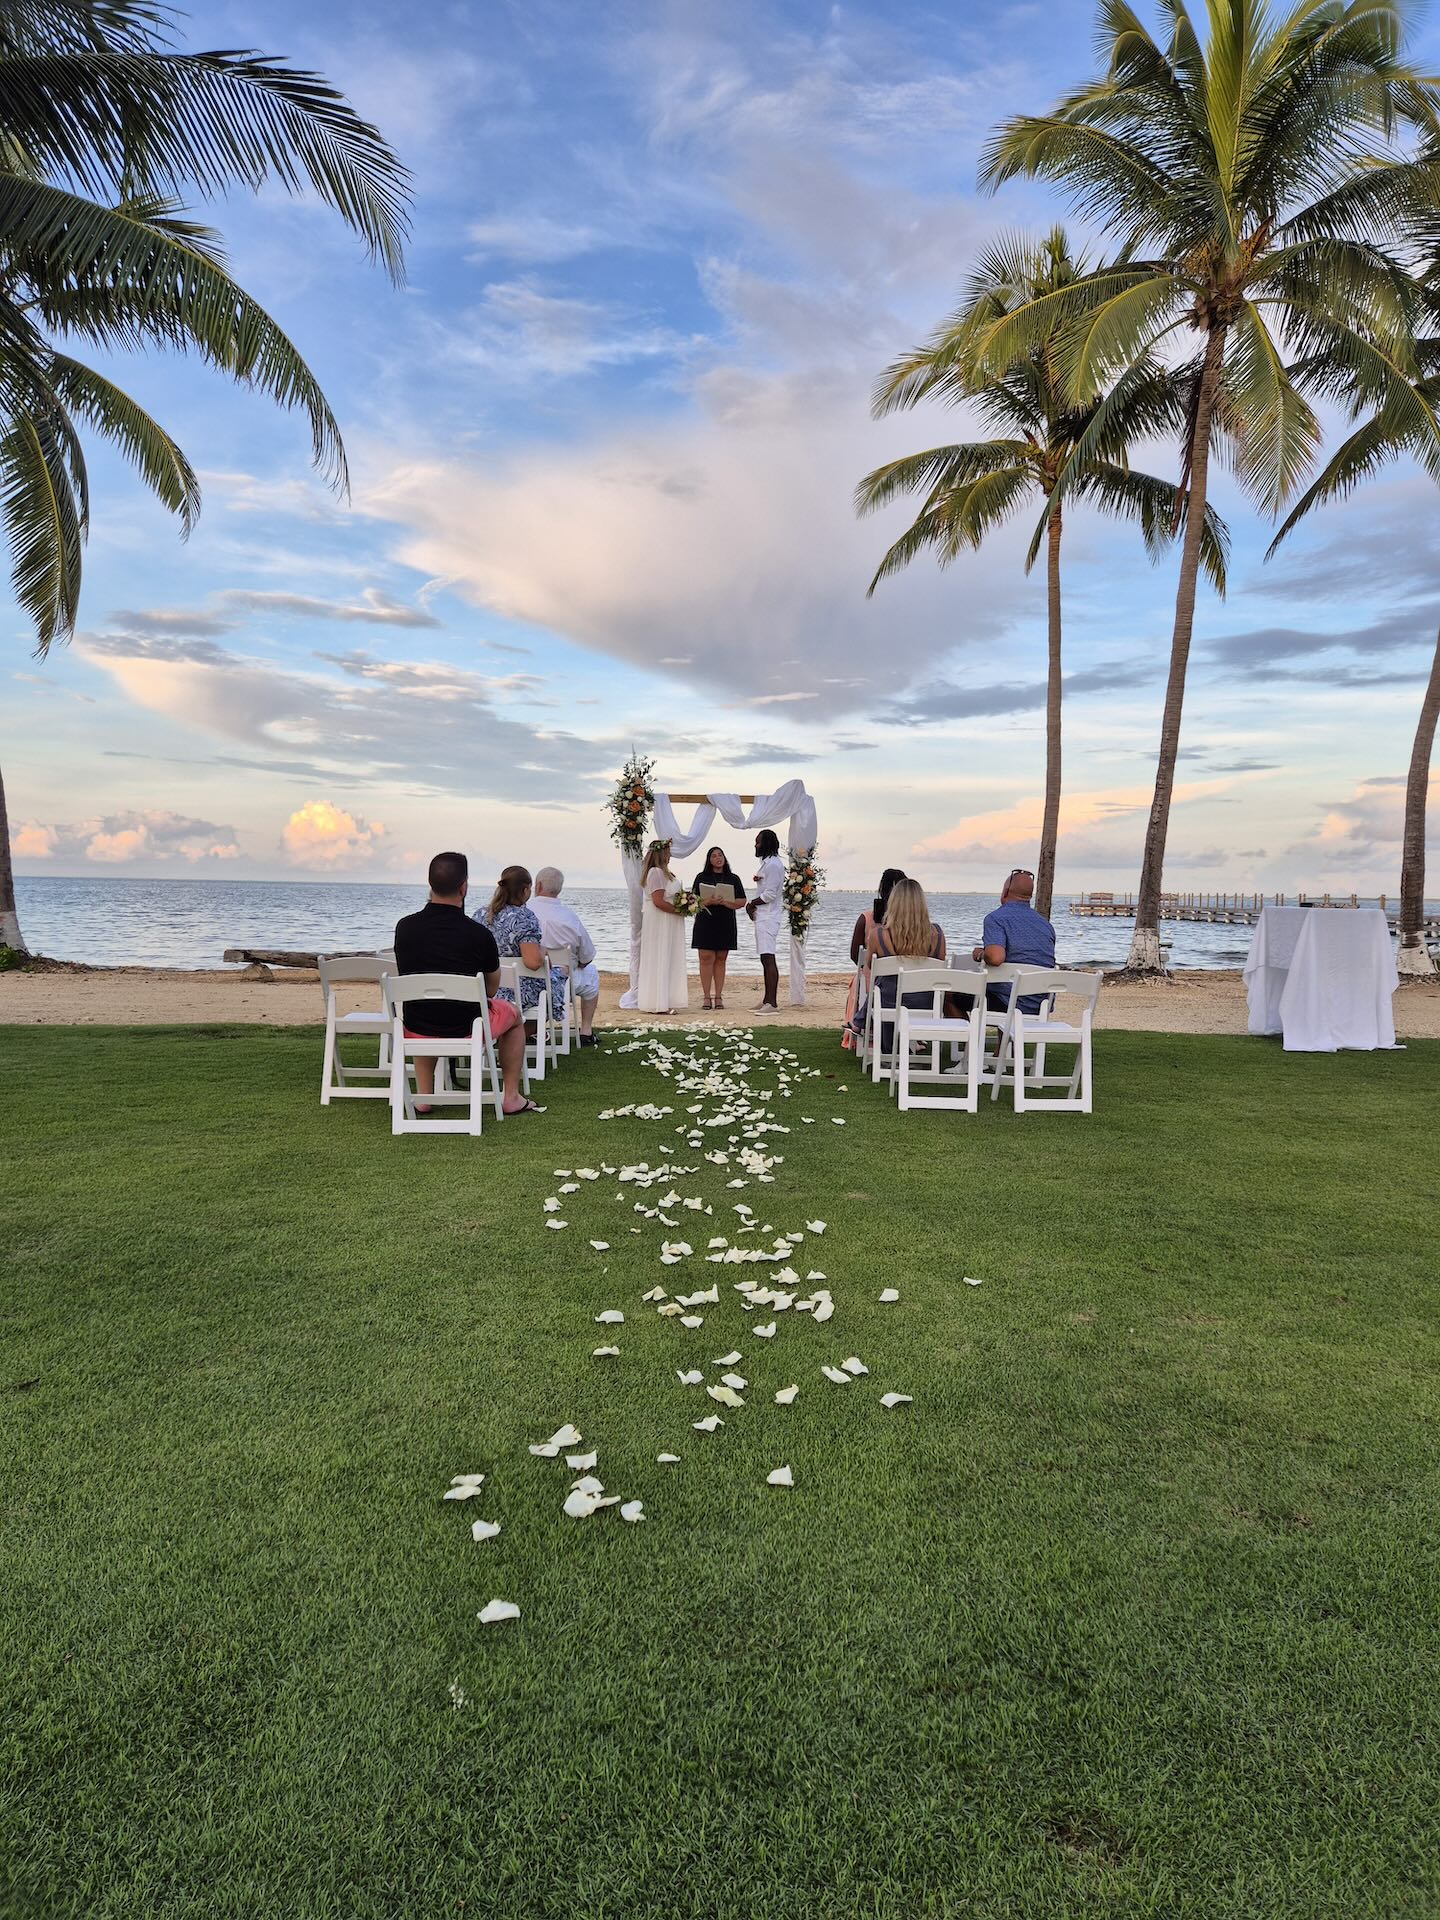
3, 962, 1438, 1037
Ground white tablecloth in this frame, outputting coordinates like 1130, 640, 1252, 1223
1243, 907, 1398, 1051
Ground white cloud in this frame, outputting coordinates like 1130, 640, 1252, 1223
13, 810, 241, 866
281, 800, 388, 869
73, 632, 612, 798
440, 278, 698, 380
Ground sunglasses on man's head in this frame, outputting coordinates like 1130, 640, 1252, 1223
1008, 869, 1033, 880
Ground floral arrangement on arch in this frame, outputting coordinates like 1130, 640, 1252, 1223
784, 846, 824, 940
607, 752, 655, 857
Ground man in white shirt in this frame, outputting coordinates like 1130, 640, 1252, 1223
531, 867, 601, 1045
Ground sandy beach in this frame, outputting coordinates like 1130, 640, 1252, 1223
3, 962, 1438, 1038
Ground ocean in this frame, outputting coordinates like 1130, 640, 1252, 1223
8, 874, 1343, 974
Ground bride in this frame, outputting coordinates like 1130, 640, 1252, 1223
636, 838, 689, 1014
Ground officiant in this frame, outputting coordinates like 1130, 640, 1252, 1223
691, 844, 745, 1011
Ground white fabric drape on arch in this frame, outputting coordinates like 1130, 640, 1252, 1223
619, 781, 819, 1008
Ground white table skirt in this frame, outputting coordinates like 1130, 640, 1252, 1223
1243, 907, 1398, 1052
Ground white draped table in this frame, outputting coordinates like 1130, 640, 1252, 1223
1243, 906, 1398, 1052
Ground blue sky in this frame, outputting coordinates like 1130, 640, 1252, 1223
6, 0, 1438, 892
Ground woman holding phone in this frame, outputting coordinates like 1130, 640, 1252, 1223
690, 844, 744, 1010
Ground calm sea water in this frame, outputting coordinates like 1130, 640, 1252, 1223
8, 875, 1345, 973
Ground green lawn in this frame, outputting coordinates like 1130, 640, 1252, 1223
3, 1021, 1438, 1920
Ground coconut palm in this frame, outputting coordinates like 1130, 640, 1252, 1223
857, 226, 1228, 918
977, 0, 1440, 970
1269, 304, 1440, 975
0, 0, 410, 955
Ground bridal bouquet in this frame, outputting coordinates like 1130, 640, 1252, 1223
783, 847, 824, 940
671, 889, 700, 919
606, 751, 655, 857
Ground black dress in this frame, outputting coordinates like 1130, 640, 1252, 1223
691, 872, 743, 952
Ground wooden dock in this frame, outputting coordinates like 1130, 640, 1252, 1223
1070, 892, 1439, 938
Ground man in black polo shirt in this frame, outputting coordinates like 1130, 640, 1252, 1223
392, 851, 534, 1114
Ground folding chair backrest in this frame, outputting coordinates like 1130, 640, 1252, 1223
319, 954, 391, 991
948, 955, 984, 977
1008, 969, 1102, 1017
890, 964, 954, 1009
544, 945, 579, 974
381, 972, 485, 1020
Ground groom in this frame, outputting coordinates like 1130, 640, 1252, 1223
745, 829, 784, 1012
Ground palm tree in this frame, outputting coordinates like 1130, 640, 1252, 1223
0, 0, 410, 955
1269, 306, 1440, 976
977, 0, 1440, 971
857, 226, 1227, 919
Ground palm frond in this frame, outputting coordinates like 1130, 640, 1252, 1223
855, 442, 1037, 516
0, 396, 87, 652
0, 46, 409, 278
0, 177, 348, 487
47, 354, 198, 530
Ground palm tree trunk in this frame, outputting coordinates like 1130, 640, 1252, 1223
0, 759, 26, 953
1397, 626, 1439, 978
1125, 326, 1226, 973
1035, 504, 1063, 920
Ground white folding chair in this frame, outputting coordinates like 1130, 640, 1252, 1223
988, 969, 1101, 1113
892, 967, 987, 1112
319, 953, 395, 1104
860, 956, 907, 1083
381, 973, 506, 1137
499, 956, 560, 1080
544, 945, 580, 1057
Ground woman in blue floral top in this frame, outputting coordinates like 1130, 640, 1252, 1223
475, 865, 564, 1024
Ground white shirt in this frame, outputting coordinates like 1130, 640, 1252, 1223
531, 894, 596, 969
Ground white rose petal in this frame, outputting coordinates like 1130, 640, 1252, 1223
676, 1368, 703, 1385
657, 1453, 680, 1464
620, 1500, 646, 1523
766, 1465, 794, 1488
570, 1474, 604, 1495
590, 1240, 611, 1252
720, 1372, 747, 1390
813, 1300, 835, 1324
563, 1489, 602, 1519
591, 1345, 620, 1358
642, 1286, 667, 1302
477, 1599, 520, 1625
753, 1323, 777, 1340
528, 1443, 560, 1458
806, 1220, 827, 1234
680, 1314, 704, 1328
470, 1519, 501, 1543
880, 1392, 914, 1409
566, 1451, 598, 1471
547, 1425, 582, 1448
822, 1366, 851, 1385
594, 1310, 624, 1324
713, 1351, 743, 1366
546, 1219, 568, 1230
964, 1276, 984, 1287
692, 1414, 723, 1432
707, 1384, 745, 1408
841, 1356, 868, 1376
879, 1288, 900, 1303
774, 1385, 799, 1404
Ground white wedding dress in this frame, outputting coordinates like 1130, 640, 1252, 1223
637, 870, 689, 1012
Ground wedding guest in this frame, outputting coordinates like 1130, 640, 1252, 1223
392, 851, 534, 1115
636, 839, 689, 1013
972, 867, 1056, 1011
691, 845, 744, 1010
532, 866, 601, 1047
475, 865, 563, 1035
855, 876, 947, 1051
746, 828, 784, 1013
843, 866, 905, 1048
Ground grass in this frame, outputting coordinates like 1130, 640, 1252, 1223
2, 1020, 1438, 1920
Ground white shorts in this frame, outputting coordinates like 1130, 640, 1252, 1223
753, 909, 782, 959
568, 961, 600, 1001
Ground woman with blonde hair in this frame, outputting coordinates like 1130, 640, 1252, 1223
635, 838, 689, 1014
853, 876, 946, 1050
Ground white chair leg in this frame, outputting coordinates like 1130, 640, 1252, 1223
389, 1024, 406, 1136
321, 1016, 338, 1105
